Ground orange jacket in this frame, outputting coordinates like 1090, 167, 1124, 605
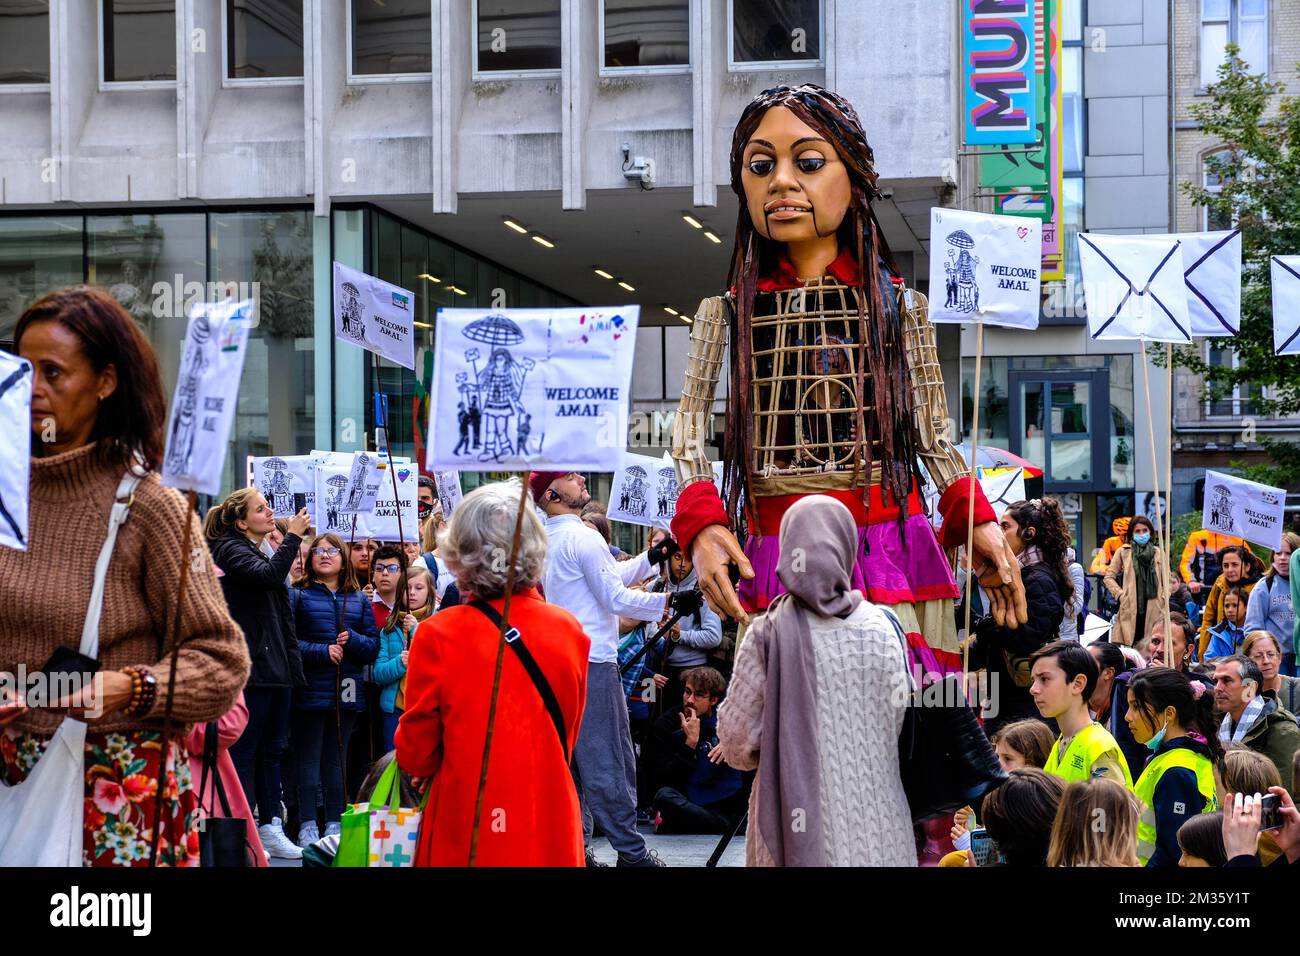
1180, 530, 1245, 583
396, 588, 590, 867
1089, 517, 1132, 574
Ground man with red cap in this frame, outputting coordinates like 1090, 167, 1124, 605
531, 470, 698, 867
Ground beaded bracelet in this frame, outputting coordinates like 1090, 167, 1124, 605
119, 665, 157, 718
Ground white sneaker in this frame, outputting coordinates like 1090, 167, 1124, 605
258, 818, 304, 860
324, 822, 342, 839
297, 821, 319, 850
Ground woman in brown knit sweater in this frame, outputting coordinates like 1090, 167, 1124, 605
0, 287, 249, 867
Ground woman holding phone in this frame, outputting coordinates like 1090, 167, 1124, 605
205, 487, 311, 860
0, 286, 248, 867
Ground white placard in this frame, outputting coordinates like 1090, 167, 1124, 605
162, 299, 253, 495
314, 454, 356, 538
1147, 230, 1242, 336
981, 467, 1027, 521
1078, 234, 1191, 343
333, 261, 416, 371
434, 470, 463, 518
0, 350, 32, 551
343, 450, 384, 514
1202, 470, 1287, 552
426, 306, 640, 472
1272, 256, 1300, 356
252, 454, 316, 518
928, 208, 1043, 329
356, 458, 419, 542
654, 453, 680, 525
608, 452, 662, 528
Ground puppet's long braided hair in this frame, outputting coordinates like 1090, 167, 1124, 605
722, 84, 921, 534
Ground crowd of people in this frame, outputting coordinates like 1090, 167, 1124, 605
2, 284, 1300, 874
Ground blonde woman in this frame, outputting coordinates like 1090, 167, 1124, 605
1047, 778, 1141, 867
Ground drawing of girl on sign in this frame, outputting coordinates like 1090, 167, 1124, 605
165, 313, 211, 477
944, 230, 980, 314
459, 314, 537, 463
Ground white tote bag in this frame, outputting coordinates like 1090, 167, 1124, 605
0, 471, 141, 866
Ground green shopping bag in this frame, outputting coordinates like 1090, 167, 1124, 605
332, 760, 428, 867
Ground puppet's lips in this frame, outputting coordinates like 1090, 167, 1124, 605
767, 206, 809, 219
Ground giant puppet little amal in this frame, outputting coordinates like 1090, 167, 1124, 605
670, 85, 1027, 670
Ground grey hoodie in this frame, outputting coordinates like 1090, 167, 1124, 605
657, 566, 723, 667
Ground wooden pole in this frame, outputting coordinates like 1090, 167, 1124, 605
468, 476, 531, 866
1139, 339, 1173, 653
150, 488, 197, 867
962, 320, 984, 681
1166, 343, 1175, 577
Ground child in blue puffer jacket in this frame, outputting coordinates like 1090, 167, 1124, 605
290, 533, 380, 848
375, 566, 437, 752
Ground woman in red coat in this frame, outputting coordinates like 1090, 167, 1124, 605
396, 480, 590, 866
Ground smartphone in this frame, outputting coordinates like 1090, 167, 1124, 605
38, 646, 100, 679
1260, 793, 1282, 831
292, 492, 307, 514
969, 827, 1005, 867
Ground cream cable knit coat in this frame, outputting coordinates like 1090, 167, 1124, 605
718, 601, 916, 867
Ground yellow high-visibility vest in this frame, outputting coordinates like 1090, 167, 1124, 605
1134, 747, 1218, 865
1044, 722, 1134, 787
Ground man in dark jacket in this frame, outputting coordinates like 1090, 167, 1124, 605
646, 667, 747, 834
1213, 655, 1300, 791
209, 506, 310, 859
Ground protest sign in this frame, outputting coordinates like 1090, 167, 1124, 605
162, 299, 253, 496
1202, 470, 1287, 551
929, 208, 1043, 329
434, 470, 463, 518
608, 452, 662, 528
1272, 256, 1300, 356
356, 457, 419, 542
343, 450, 384, 514
252, 455, 315, 518
0, 350, 32, 551
1078, 235, 1191, 343
333, 262, 416, 371
312, 451, 356, 536
426, 307, 640, 472
1147, 230, 1242, 336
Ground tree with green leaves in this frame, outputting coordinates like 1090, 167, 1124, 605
1173, 47, 1300, 484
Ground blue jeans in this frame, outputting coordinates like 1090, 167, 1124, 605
292, 708, 358, 826
380, 709, 403, 755
229, 686, 292, 824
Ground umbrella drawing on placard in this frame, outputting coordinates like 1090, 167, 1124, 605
946, 230, 975, 250
463, 314, 525, 347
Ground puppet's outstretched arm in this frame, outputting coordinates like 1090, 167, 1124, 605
899, 286, 970, 495
670, 295, 728, 488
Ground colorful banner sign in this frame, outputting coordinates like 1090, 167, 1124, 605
964, 0, 1039, 146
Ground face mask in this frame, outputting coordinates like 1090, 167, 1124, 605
418, 501, 432, 521
1145, 717, 1169, 751
1133, 532, 1151, 546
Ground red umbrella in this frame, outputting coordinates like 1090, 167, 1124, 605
955, 442, 1044, 479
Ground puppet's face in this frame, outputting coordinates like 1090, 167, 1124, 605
741, 106, 852, 246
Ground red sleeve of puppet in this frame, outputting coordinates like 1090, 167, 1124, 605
937, 479, 997, 551
672, 480, 729, 556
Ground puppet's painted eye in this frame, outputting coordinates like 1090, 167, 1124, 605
796, 156, 826, 173
747, 158, 775, 176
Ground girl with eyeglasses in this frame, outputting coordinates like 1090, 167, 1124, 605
290, 532, 380, 849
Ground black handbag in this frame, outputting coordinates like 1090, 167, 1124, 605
888, 615, 1006, 822
198, 722, 257, 867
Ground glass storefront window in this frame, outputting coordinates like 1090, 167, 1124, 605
103, 0, 176, 83
730, 0, 821, 67
210, 210, 314, 496
226, 0, 303, 79
351, 0, 431, 76
1108, 355, 1135, 488
960, 356, 1010, 445
0, 0, 50, 85
0, 217, 82, 343
603, 0, 689, 70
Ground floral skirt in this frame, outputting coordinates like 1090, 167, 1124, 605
1, 728, 200, 867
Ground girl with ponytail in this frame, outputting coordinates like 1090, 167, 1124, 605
1125, 668, 1220, 867
968, 498, 1076, 734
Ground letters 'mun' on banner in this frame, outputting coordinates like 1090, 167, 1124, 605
928, 208, 1043, 329
1146, 230, 1242, 337
0, 349, 33, 551
426, 306, 641, 473
162, 299, 253, 496
963, 0, 1039, 146
333, 261, 417, 371
1078, 234, 1191, 343
1272, 256, 1300, 356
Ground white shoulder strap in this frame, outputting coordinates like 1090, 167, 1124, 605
79, 470, 144, 658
